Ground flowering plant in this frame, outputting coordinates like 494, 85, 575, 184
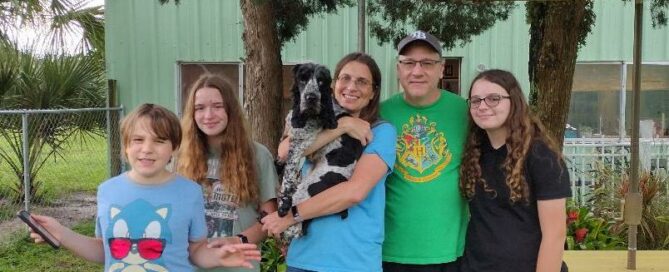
565, 204, 625, 250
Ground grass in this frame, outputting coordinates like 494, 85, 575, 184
0, 133, 108, 221
0, 219, 103, 271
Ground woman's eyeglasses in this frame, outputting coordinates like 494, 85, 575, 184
337, 75, 372, 89
109, 237, 166, 260
467, 94, 511, 108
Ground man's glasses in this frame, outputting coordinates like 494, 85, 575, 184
109, 237, 166, 260
467, 94, 511, 108
397, 59, 442, 69
337, 74, 372, 89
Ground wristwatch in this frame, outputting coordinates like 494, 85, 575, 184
291, 205, 304, 223
236, 233, 249, 244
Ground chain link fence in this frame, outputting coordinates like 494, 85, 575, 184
0, 107, 123, 239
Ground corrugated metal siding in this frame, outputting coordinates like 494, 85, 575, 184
579, 1, 669, 62
106, 1, 668, 112
442, 4, 530, 95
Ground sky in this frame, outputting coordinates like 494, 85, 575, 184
6, 0, 104, 55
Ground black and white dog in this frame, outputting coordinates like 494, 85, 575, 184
277, 63, 363, 240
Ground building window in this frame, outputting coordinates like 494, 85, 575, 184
177, 62, 297, 118
439, 58, 461, 95
178, 63, 241, 116
568, 62, 669, 138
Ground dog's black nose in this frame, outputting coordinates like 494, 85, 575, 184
305, 93, 318, 103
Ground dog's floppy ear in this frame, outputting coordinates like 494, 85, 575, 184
292, 63, 302, 75
320, 88, 337, 129
290, 64, 305, 128
315, 65, 336, 129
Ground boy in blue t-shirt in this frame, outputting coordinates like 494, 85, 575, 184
28, 103, 260, 271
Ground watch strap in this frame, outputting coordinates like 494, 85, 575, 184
291, 205, 304, 222
236, 233, 249, 244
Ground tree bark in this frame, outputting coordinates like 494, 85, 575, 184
527, 1, 593, 148
240, 0, 283, 155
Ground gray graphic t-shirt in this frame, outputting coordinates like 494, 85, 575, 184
203, 167, 240, 238
200, 142, 278, 272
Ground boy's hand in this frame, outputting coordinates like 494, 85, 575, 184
28, 214, 64, 244
215, 243, 261, 269
206, 236, 242, 249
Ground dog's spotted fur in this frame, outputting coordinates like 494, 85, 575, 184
277, 63, 363, 241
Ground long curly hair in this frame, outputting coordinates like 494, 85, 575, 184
459, 69, 561, 203
176, 74, 259, 204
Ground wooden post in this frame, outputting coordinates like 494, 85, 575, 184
626, 0, 644, 269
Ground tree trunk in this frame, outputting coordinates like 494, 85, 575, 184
527, 1, 593, 148
240, 0, 283, 155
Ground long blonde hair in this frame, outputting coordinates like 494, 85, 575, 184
177, 74, 259, 204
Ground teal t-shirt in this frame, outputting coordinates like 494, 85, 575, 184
380, 90, 469, 264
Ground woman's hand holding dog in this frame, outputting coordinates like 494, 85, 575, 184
277, 116, 371, 161
338, 116, 372, 146
261, 211, 296, 237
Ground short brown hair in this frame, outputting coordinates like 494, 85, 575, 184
120, 103, 182, 160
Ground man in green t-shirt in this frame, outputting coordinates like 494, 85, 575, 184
380, 31, 469, 272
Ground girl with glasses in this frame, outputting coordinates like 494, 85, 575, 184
459, 69, 571, 272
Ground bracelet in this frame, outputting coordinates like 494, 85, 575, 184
236, 233, 249, 244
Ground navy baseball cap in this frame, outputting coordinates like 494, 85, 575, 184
397, 30, 442, 56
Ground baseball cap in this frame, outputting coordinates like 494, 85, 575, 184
397, 30, 442, 56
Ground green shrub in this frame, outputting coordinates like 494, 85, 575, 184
261, 237, 286, 272
566, 203, 625, 250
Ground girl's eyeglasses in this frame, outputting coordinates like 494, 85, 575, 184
467, 94, 510, 108
109, 237, 166, 260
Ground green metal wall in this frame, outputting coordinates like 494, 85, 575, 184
106, 1, 669, 112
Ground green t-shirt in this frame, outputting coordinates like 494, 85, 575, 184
380, 90, 469, 264
199, 142, 278, 272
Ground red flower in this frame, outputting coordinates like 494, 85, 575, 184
567, 210, 579, 224
575, 228, 589, 243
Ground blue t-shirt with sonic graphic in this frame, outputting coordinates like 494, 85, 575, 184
95, 173, 207, 271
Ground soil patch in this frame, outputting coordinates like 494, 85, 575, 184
0, 192, 96, 243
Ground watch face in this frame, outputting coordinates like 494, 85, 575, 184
236, 234, 248, 244
291, 206, 303, 222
